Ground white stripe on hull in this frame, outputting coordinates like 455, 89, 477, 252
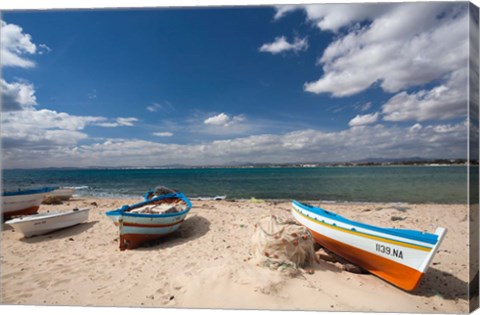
108, 213, 187, 225
108, 213, 188, 236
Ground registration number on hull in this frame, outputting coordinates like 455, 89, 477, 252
376, 243, 404, 259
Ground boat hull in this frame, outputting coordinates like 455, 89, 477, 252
2, 205, 40, 220
106, 192, 192, 250
309, 228, 424, 291
5, 208, 90, 238
291, 200, 446, 291
108, 211, 188, 250
2, 188, 54, 221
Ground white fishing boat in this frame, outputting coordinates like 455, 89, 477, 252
2, 187, 55, 220
4, 208, 90, 238
291, 200, 446, 291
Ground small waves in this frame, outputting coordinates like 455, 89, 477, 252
65, 185, 89, 190
190, 195, 227, 201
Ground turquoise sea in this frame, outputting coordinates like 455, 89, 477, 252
1, 166, 472, 204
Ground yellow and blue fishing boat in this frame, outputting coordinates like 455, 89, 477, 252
291, 200, 446, 291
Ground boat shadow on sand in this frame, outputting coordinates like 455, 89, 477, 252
133, 214, 211, 251
413, 267, 469, 300
15, 221, 98, 244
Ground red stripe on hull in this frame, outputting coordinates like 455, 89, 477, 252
122, 219, 184, 228
119, 232, 173, 251
2, 206, 40, 221
310, 229, 424, 291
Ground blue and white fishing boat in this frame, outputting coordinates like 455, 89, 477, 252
106, 191, 192, 250
2, 187, 55, 221
291, 200, 446, 291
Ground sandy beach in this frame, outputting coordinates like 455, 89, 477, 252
0, 197, 472, 313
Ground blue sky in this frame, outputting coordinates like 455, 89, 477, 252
1, 2, 477, 168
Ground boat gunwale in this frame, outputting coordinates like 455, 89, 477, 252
2, 187, 56, 197
105, 192, 192, 218
292, 200, 438, 245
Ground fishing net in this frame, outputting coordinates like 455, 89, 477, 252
42, 196, 64, 205
153, 186, 178, 195
144, 186, 178, 200
252, 214, 316, 274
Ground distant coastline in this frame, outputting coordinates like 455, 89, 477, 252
3, 158, 476, 171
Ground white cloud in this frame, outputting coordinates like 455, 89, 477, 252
1, 109, 104, 153
273, 5, 301, 20
147, 103, 161, 112
349, 112, 379, 127
353, 102, 372, 112
381, 69, 467, 122
117, 117, 138, 126
0, 76, 137, 164
1, 79, 37, 111
94, 122, 118, 128
204, 113, 230, 125
204, 113, 245, 127
1, 105, 139, 157
359, 102, 372, 112
153, 132, 173, 137
96, 117, 139, 128
2, 109, 105, 132
409, 123, 422, 133
146, 101, 174, 112
275, 3, 394, 33
277, 3, 468, 100
0, 20, 41, 68
88, 90, 97, 99
259, 36, 308, 55
38, 43, 51, 55
2, 121, 467, 169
